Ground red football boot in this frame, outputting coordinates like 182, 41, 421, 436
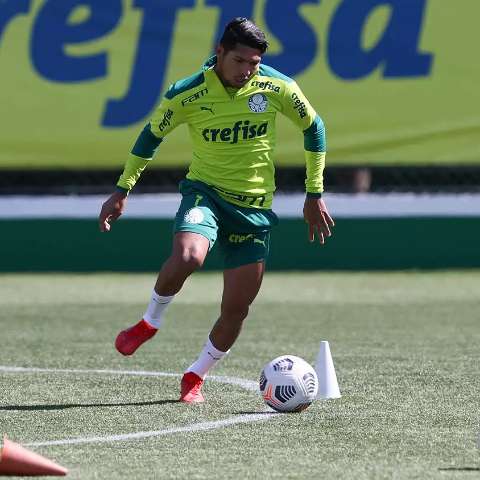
115, 319, 157, 356
179, 372, 205, 403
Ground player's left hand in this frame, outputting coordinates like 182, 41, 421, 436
303, 197, 335, 244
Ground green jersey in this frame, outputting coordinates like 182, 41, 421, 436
118, 56, 326, 209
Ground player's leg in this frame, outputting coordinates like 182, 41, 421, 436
115, 182, 218, 356
180, 192, 275, 403
180, 227, 271, 403
115, 232, 209, 356
180, 261, 265, 403
212, 261, 265, 350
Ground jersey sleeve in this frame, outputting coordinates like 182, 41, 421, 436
281, 81, 327, 195
116, 89, 185, 192
149, 90, 184, 139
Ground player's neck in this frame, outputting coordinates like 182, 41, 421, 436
213, 65, 239, 90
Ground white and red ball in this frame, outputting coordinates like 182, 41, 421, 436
259, 355, 318, 412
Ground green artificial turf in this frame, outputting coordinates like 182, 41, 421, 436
1, 271, 479, 479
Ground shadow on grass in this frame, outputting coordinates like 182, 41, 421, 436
0, 399, 180, 411
438, 467, 480, 472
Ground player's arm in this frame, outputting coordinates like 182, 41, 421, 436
99, 92, 183, 232
280, 81, 334, 244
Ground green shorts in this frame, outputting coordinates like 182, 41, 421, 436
174, 179, 278, 269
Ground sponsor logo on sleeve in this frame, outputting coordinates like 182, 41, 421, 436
291, 92, 307, 119
159, 109, 174, 132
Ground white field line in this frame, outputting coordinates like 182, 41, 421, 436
23, 414, 274, 447
0, 366, 276, 447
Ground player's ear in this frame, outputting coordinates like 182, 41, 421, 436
216, 45, 224, 59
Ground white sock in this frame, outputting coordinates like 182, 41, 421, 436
186, 337, 229, 379
142, 291, 174, 328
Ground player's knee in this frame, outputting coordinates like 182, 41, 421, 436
178, 245, 205, 271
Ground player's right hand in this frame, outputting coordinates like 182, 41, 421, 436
99, 191, 128, 232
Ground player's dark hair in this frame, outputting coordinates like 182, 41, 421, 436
219, 18, 268, 54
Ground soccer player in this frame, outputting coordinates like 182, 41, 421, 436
98, 18, 334, 403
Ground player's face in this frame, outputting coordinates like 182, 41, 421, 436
215, 44, 262, 88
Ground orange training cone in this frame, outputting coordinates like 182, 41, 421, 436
0, 436, 68, 476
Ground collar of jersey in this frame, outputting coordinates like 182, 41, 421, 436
202, 55, 217, 70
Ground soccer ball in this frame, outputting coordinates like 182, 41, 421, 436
259, 355, 318, 412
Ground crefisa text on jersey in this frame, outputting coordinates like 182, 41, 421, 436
250, 81, 280, 93
291, 93, 307, 119
158, 109, 174, 132
202, 120, 268, 144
